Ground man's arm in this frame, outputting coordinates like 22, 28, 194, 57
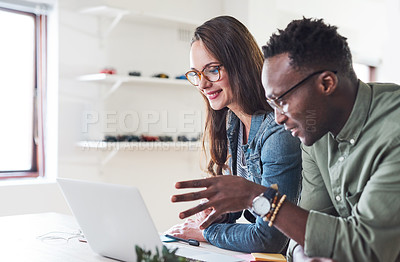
171, 144, 327, 248
173, 139, 400, 261
171, 176, 309, 246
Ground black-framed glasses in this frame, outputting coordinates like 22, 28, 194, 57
267, 70, 337, 113
185, 64, 223, 86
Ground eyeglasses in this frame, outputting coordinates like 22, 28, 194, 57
267, 70, 337, 114
185, 64, 223, 86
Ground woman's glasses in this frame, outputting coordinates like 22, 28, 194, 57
185, 64, 223, 86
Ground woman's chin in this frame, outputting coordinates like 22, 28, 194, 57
210, 105, 225, 111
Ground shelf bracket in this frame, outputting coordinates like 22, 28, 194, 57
101, 148, 119, 166
102, 12, 126, 38
79, 6, 130, 39
102, 79, 124, 99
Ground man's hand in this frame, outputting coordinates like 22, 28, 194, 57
171, 175, 266, 229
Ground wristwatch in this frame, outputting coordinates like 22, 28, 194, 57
251, 187, 278, 217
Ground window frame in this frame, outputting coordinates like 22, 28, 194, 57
0, 6, 46, 179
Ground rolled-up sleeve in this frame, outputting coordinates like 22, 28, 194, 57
204, 216, 288, 253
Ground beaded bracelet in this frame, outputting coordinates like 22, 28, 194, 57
268, 194, 287, 227
263, 192, 279, 222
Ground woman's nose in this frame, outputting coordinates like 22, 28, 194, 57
198, 75, 212, 90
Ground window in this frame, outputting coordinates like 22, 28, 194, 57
0, 2, 48, 179
353, 62, 377, 82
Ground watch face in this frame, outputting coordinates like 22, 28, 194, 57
253, 196, 271, 217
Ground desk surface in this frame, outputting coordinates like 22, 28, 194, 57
0, 213, 248, 262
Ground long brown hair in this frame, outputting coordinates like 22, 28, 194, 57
192, 16, 271, 176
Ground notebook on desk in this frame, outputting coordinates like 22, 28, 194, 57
57, 178, 243, 262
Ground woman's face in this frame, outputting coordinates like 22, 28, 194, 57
189, 40, 234, 111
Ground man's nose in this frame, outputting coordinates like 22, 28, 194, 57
274, 108, 288, 125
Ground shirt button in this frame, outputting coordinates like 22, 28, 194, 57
336, 195, 342, 202
338, 156, 345, 162
350, 139, 355, 145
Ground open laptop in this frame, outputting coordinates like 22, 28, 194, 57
58, 178, 244, 262
57, 178, 163, 262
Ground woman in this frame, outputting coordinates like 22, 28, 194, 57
165, 16, 301, 253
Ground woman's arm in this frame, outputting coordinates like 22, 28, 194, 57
203, 124, 302, 252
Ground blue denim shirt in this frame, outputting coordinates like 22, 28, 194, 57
203, 111, 302, 253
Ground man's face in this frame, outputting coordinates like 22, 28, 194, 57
262, 53, 330, 146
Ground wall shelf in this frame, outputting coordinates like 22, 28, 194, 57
77, 141, 202, 166
77, 74, 191, 99
79, 5, 200, 37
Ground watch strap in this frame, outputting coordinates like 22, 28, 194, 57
262, 186, 278, 202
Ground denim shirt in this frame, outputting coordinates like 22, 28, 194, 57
203, 111, 302, 253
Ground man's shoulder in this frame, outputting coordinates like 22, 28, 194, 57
369, 82, 400, 108
368, 82, 400, 92
366, 82, 400, 139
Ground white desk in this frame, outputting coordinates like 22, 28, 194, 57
0, 213, 249, 262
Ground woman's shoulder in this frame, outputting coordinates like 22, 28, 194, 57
256, 112, 299, 146
256, 111, 285, 136
261, 111, 276, 127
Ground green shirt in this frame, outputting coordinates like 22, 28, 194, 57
288, 81, 400, 262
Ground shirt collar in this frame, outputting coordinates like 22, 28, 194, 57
226, 111, 267, 145
248, 114, 266, 143
334, 80, 372, 144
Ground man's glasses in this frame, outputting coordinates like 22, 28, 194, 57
185, 64, 223, 86
267, 70, 337, 114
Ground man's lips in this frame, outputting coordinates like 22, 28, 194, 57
285, 126, 299, 137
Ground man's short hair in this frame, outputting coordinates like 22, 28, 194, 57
262, 17, 356, 80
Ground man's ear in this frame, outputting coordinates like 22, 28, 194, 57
319, 71, 338, 96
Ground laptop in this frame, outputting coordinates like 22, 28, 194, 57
57, 178, 163, 262
58, 178, 244, 262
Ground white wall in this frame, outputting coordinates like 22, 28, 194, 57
2, 0, 400, 233
246, 0, 387, 69
380, 0, 400, 83
56, 0, 221, 232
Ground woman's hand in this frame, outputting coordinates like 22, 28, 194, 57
164, 205, 228, 242
164, 217, 206, 242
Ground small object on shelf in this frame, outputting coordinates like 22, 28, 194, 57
116, 135, 128, 141
177, 135, 189, 142
128, 71, 141, 77
158, 136, 173, 142
126, 135, 140, 142
100, 67, 117, 74
177, 135, 200, 142
175, 74, 186, 80
152, 73, 169, 79
104, 135, 117, 142
140, 135, 159, 142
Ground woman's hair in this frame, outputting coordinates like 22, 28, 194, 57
192, 16, 271, 176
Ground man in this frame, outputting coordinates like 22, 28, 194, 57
171, 17, 400, 262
